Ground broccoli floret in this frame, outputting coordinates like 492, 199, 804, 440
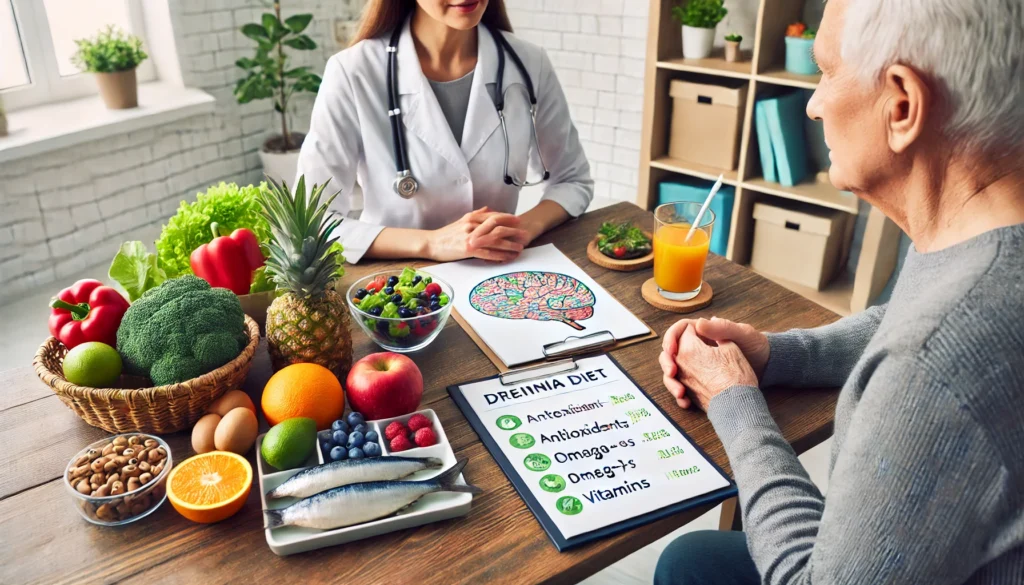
116, 275, 248, 386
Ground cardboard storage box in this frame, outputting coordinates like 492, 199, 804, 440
668, 79, 747, 171
750, 201, 854, 290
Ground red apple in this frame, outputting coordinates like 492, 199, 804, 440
345, 352, 424, 420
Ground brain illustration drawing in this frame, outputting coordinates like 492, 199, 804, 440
469, 271, 596, 330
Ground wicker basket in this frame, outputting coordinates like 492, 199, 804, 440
33, 315, 261, 434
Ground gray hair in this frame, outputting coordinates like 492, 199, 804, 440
842, 0, 1023, 155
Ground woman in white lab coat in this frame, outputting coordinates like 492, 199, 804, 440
297, 0, 593, 264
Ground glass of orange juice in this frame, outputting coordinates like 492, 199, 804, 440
653, 202, 715, 301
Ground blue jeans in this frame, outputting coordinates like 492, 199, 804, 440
654, 530, 760, 585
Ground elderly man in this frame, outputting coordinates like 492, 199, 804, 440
654, 1, 1023, 584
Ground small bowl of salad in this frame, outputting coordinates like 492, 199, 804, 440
346, 268, 454, 353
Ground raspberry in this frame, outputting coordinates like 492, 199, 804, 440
384, 421, 407, 441
413, 427, 438, 448
390, 434, 413, 452
407, 413, 431, 432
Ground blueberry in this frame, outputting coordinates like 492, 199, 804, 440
331, 419, 349, 433
347, 431, 366, 449
390, 294, 403, 304
321, 440, 336, 453
365, 430, 379, 444
352, 422, 369, 435
347, 412, 365, 426
376, 320, 389, 333
354, 288, 368, 299
332, 430, 348, 445
363, 442, 382, 457
384, 286, 395, 295
330, 446, 347, 461
418, 292, 429, 301
348, 447, 365, 459
412, 275, 422, 285
387, 275, 399, 286
430, 303, 441, 312
430, 293, 439, 302
368, 306, 383, 316
398, 307, 413, 318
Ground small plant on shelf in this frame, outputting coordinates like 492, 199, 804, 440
671, 0, 728, 60
71, 26, 148, 110
724, 32, 743, 63
784, 22, 819, 75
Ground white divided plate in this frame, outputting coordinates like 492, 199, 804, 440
257, 408, 474, 556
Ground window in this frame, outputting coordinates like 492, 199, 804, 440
1, 0, 154, 111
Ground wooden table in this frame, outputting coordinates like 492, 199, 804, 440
0, 202, 840, 585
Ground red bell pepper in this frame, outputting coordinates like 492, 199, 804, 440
49, 279, 131, 350
189, 223, 265, 295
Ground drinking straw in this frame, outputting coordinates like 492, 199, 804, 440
684, 174, 724, 244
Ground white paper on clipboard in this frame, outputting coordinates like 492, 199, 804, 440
428, 244, 651, 367
456, 354, 731, 539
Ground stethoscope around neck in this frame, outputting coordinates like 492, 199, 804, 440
386, 24, 551, 198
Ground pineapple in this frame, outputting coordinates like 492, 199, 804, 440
259, 176, 352, 379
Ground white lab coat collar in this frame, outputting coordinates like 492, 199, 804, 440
393, 21, 510, 171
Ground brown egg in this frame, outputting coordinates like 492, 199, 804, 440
214, 407, 259, 455
207, 390, 257, 418
191, 413, 221, 454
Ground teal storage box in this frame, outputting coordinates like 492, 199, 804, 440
658, 179, 734, 256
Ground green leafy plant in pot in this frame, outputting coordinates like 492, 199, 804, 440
671, 0, 728, 60
71, 26, 148, 109
235, 2, 323, 184
724, 33, 742, 62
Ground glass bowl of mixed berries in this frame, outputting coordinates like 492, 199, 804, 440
346, 268, 454, 352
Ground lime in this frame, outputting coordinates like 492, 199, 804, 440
62, 342, 122, 388
261, 417, 317, 470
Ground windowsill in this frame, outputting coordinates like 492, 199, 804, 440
0, 82, 215, 164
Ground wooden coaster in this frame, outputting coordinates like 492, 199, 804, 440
641, 278, 713, 313
586, 236, 654, 271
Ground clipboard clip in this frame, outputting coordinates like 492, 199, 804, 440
542, 330, 617, 360
499, 359, 578, 386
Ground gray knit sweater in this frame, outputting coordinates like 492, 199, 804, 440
708, 223, 1024, 584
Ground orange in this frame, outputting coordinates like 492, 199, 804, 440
166, 451, 252, 523
261, 363, 345, 430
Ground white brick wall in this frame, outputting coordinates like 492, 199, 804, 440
507, 0, 647, 203
2, 1, 770, 300
0, 0, 363, 302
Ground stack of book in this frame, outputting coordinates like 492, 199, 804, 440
754, 91, 809, 187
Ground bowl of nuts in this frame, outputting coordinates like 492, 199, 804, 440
63, 433, 172, 526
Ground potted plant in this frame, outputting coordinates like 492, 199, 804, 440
235, 2, 323, 184
671, 0, 728, 60
72, 26, 148, 110
785, 23, 819, 75
724, 33, 742, 62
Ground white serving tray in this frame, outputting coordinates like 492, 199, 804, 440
257, 408, 474, 556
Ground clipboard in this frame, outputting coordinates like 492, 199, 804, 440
447, 354, 737, 551
448, 308, 658, 373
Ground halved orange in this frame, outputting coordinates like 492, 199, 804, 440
166, 451, 252, 523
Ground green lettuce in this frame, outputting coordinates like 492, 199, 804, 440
108, 241, 167, 302
155, 182, 273, 292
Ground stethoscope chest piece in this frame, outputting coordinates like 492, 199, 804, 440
394, 172, 418, 198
